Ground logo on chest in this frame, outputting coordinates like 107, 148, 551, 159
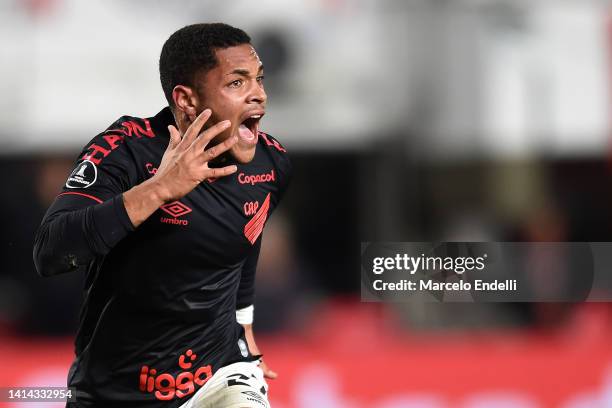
238, 169, 275, 186
243, 201, 260, 216
160, 201, 192, 226
244, 193, 271, 244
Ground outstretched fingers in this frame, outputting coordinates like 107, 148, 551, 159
206, 164, 238, 179
200, 134, 239, 179
167, 125, 181, 150
201, 135, 238, 163
179, 108, 212, 148
193, 119, 232, 152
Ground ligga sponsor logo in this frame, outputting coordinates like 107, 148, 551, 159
138, 349, 212, 401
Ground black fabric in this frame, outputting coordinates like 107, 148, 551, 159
236, 238, 261, 309
33, 107, 291, 407
33, 194, 135, 276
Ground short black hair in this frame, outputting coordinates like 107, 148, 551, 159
159, 23, 251, 106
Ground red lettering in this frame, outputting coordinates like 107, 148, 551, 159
244, 193, 271, 244
138, 352, 212, 401
103, 134, 124, 150
238, 169, 275, 185
175, 372, 195, 398
139, 366, 149, 392
194, 365, 212, 387
111, 128, 128, 136
154, 373, 175, 401
147, 368, 156, 393
178, 354, 192, 370
81, 143, 111, 165
121, 119, 155, 138
160, 217, 189, 226
243, 201, 260, 216
145, 163, 157, 175
260, 132, 286, 152
79, 119, 157, 166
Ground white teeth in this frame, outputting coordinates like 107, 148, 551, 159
250, 115, 261, 119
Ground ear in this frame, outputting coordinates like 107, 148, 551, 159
172, 85, 198, 123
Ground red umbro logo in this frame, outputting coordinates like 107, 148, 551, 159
160, 201, 192, 226
161, 201, 192, 218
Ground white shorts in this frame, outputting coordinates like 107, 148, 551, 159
179, 361, 270, 408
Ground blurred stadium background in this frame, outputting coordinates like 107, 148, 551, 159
1, 0, 612, 407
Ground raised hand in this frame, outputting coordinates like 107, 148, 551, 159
123, 109, 238, 227
153, 108, 238, 202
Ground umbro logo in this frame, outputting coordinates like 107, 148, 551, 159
161, 201, 192, 217
160, 201, 192, 226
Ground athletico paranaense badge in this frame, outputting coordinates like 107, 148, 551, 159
244, 193, 270, 245
66, 160, 98, 189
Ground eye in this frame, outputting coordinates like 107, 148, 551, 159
256, 75, 265, 83
229, 79, 243, 88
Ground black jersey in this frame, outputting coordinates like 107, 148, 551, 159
33, 107, 291, 407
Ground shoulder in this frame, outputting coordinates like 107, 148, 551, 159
67, 113, 163, 190
255, 131, 292, 194
78, 113, 161, 167
257, 131, 291, 172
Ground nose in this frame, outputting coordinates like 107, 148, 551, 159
247, 80, 267, 105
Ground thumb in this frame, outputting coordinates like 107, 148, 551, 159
167, 125, 181, 150
264, 369, 278, 379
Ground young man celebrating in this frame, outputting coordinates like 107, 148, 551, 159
33, 23, 291, 407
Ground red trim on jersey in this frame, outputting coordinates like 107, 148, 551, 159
259, 132, 287, 153
57, 191, 103, 204
244, 196, 269, 237
245, 205, 267, 237
244, 193, 271, 244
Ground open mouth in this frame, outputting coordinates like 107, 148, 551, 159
238, 113, 263, 144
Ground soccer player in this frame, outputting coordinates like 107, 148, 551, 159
33, 23, 291, 407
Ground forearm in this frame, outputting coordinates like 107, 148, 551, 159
33, 195, 134, 277
242, 323, 261, 355
122, 178, 169, 227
